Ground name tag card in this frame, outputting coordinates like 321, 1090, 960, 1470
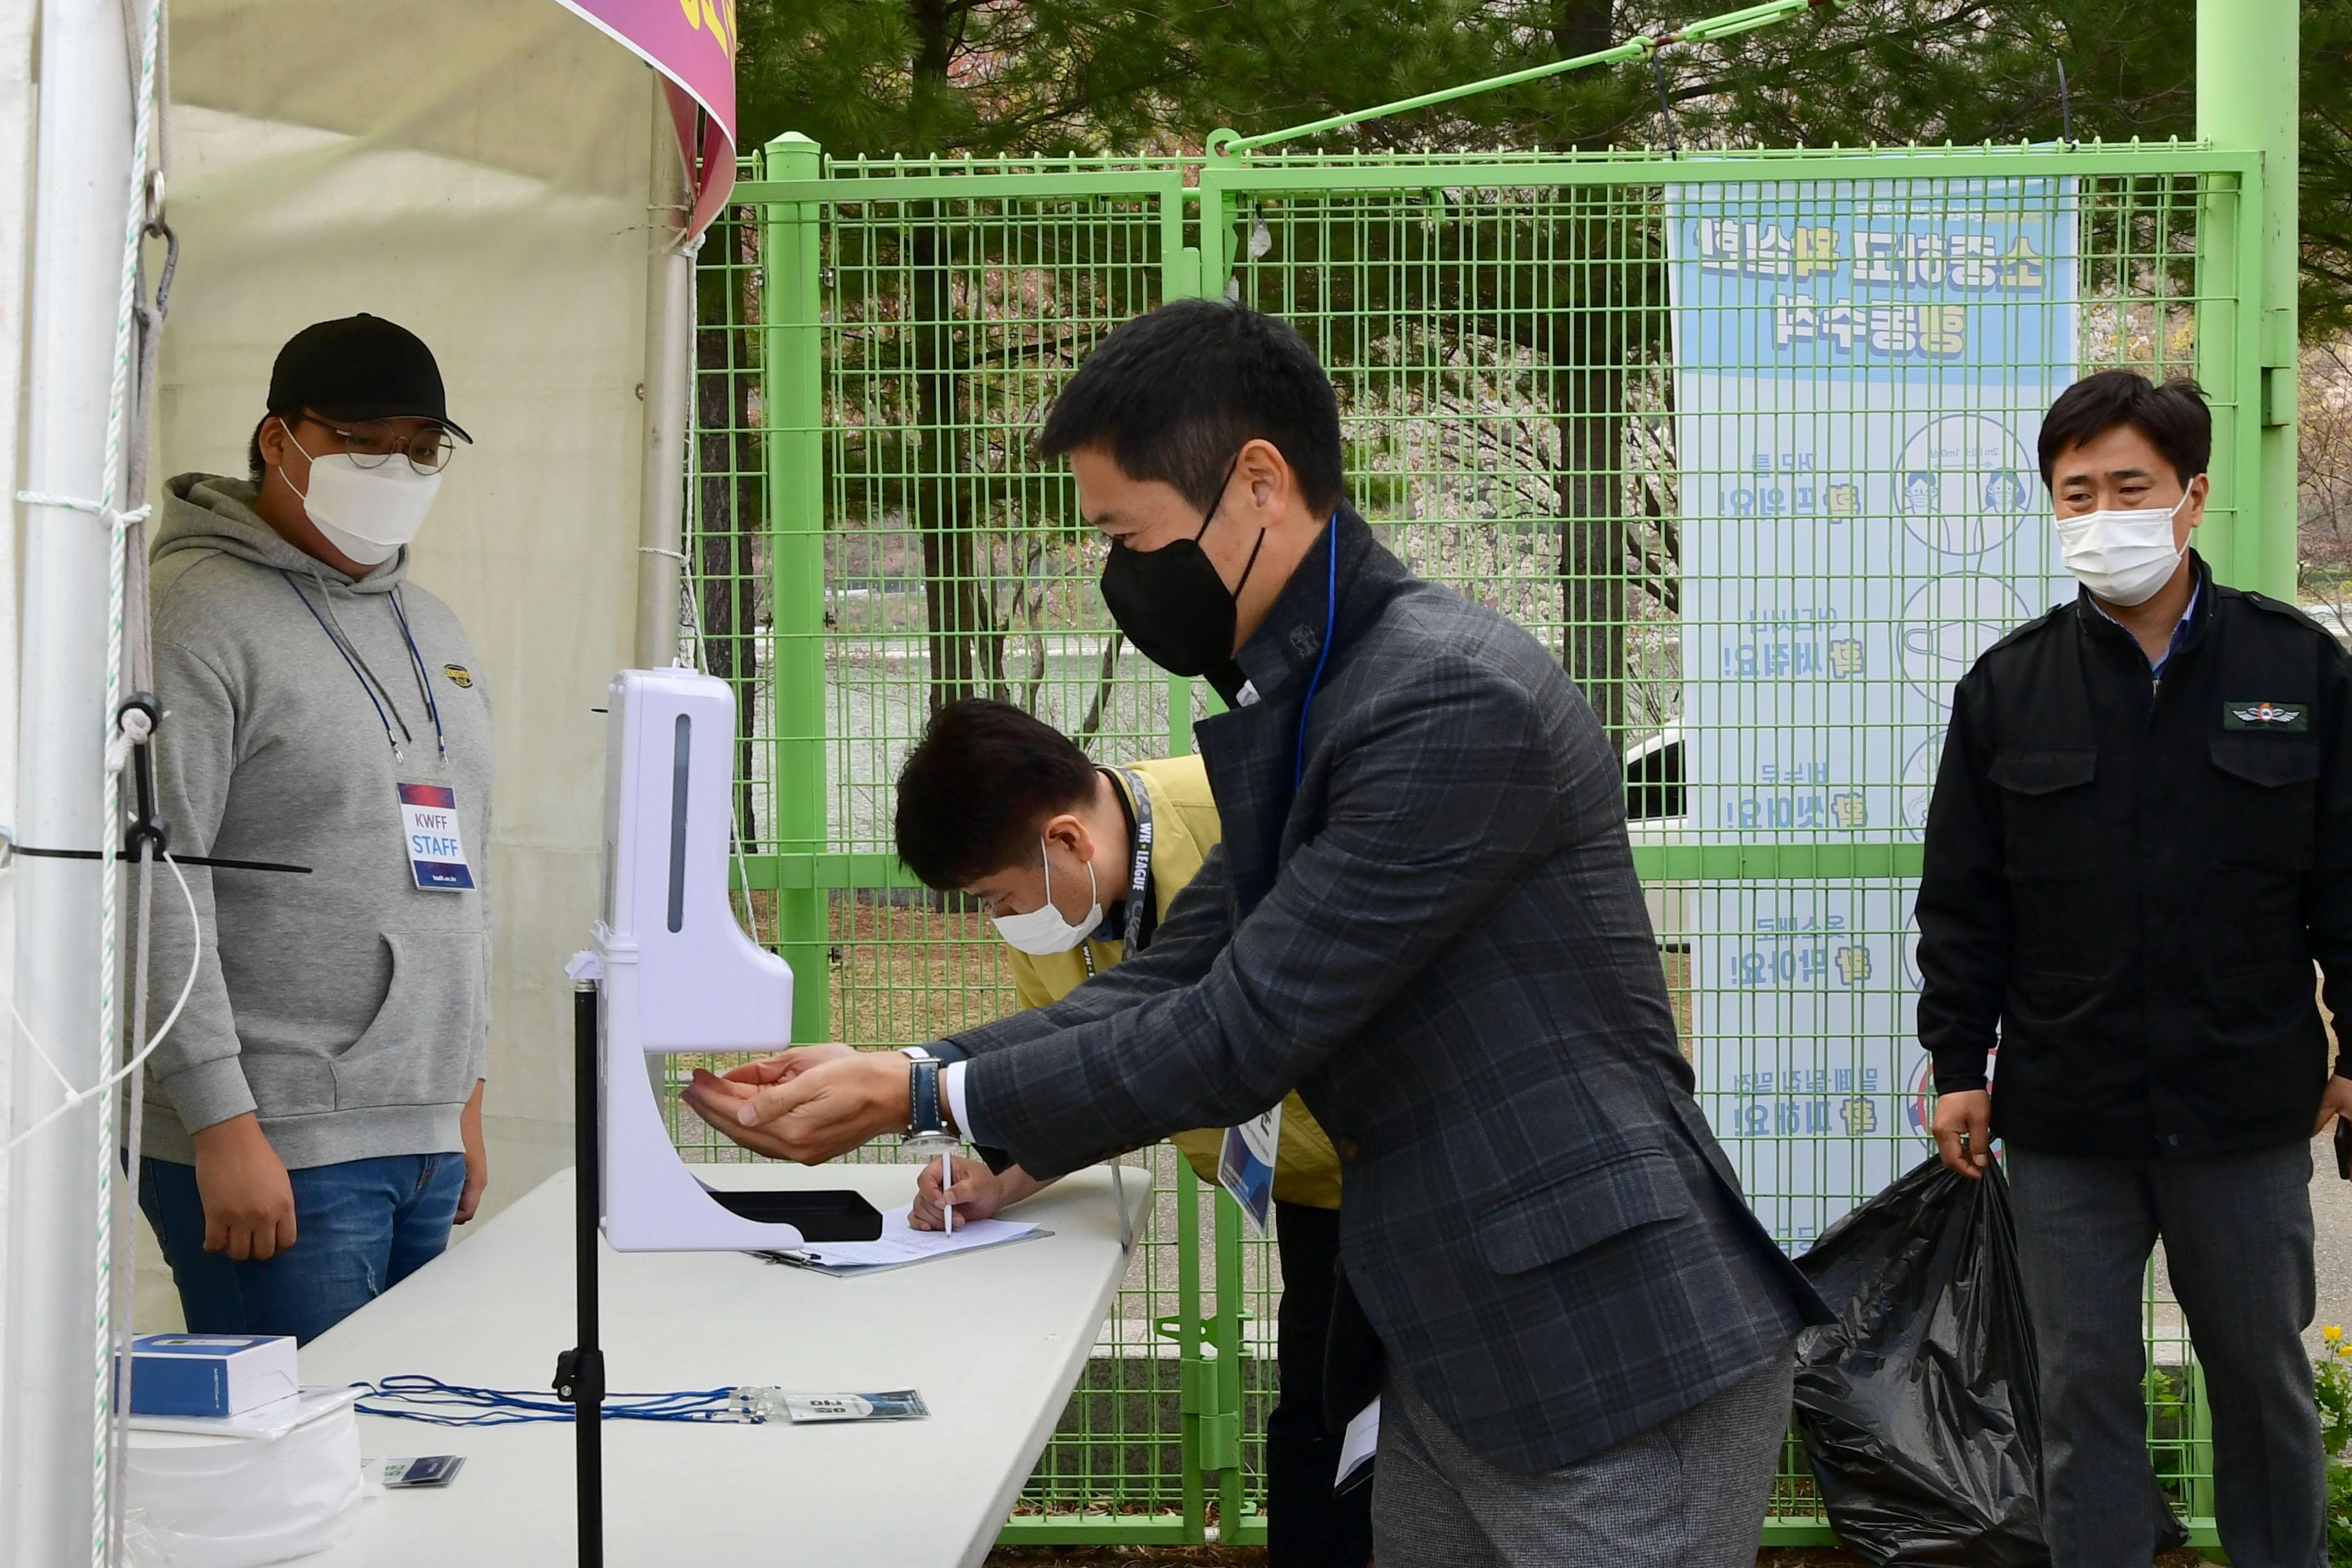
1217, 1102, 1281, 1237
398, 782, 475, 891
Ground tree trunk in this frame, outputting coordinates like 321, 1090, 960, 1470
909, 217, 1004, 712
903, 1, 1003, 714
695, 215, 761, 840
1556, 357, 1628, 742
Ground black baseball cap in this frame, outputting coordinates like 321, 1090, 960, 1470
266, 314, 471, 442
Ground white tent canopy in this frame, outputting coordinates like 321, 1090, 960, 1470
2, 4, 689, 1560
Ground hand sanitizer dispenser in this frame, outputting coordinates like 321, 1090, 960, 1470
590, 667, 879, 1251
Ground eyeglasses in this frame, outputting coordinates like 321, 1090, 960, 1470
299, 416, 458, 476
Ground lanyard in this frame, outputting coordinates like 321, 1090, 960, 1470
1079, 767, 1156, 977
1293, 511, 1340, 796
387, 591, 447, 761
280, 571, 447, 763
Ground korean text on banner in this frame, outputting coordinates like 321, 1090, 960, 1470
1665, 177, 2078, 1246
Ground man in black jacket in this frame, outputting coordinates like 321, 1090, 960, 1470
1919, 370, 2352, 1568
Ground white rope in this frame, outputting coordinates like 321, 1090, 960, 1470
15, 493, 152, 527
81, 0, 166, 1556
4, 850, 200, 1153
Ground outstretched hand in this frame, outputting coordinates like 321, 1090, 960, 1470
729, 1052, 916, 1164
681, 1043, 858, 1161
681, 1046, 916, 1165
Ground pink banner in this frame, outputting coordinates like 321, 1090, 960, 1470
553, 0, 738, 238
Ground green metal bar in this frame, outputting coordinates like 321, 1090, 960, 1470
2186, 1360, 2218, 1521
725, 843, 1931, 890
739, 143, 2251, 211
2198, 0, 2298, 600
1207, 1192, 1248, 1520
1215, 0, 1848, 154
995, 1515, 1198, 1545
1175, 1161, 1210, 1540
1631, 843, 1928, 879
1210, 144, 2252, 190
2195, 171, 2253, 585
760, 132, 831, 1042
731, 171, 1194, 204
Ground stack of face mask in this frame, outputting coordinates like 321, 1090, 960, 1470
126, 1398, 363, 1567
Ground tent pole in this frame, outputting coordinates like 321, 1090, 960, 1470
1, 0, 135, 1562
636, 90, 691, 669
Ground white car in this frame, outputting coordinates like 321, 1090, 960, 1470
1623, 727, 1690, 951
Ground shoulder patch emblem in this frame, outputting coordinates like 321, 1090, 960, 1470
2222, 699, 2306, 731
442, 663, 474, 689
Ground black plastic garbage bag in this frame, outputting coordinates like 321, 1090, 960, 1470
1791, 1155, 2184, 1567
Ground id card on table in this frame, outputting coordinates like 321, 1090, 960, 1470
1217, 1102, 1280, 1237
397, 780, 474, 891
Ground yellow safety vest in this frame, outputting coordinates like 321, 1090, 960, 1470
1006, 754, 1344, 1210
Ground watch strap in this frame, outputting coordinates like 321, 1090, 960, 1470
908, 1056, 946, 1138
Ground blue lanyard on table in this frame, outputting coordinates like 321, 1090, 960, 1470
279, 571, 446, 763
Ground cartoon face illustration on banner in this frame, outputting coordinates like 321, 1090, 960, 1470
1901, 733, 1945, 838
1895, 413, 2039, 558
1899, 574, 2032, 709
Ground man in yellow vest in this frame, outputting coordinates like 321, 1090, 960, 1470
890, 698, 1367, 1567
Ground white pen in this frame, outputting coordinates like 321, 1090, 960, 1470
941, 1150, 955, 1235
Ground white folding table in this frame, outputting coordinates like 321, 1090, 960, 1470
297, 1160, 1149, 1567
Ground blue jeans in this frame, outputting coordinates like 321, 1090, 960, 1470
139, 1152, 464, 1345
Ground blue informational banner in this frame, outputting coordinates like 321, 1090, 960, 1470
1674, 178, 2074, 388
1666, 176, 2079, 1245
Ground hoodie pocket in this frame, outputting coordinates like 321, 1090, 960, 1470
331, 931, 484, 1112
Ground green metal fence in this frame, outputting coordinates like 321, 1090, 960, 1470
677, 132, 2277, 1547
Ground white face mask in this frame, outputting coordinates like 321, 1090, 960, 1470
990, 839, 1101, 956
2055, 489, 2193, 608
288, 429, 443, 567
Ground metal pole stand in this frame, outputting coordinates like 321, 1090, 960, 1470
553, 981, 605, 1567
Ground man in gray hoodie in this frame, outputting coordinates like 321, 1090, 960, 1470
139, 315, 493, 1344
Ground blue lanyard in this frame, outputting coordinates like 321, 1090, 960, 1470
387, 591, 446, 757
279, 571, 446, 763
1293, 512, 1339, 794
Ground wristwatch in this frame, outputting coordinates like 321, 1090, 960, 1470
905, 1056, 956, 1153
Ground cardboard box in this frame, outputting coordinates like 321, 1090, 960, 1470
122, 1334, 298, 1418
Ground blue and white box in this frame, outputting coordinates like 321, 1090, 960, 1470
121, 1334, 298, 1417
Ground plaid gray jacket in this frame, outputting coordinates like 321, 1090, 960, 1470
939, 512, 1825, 1473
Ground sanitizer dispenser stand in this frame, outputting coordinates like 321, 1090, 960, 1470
558, 667, 881, 1566
591, 665, 879, 1251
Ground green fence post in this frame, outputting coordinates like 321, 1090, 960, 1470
1206, 1191, 1250, 1533
760, 132, 830, 1041
1174, 1161, 1211, 1540
2186, 1359, 2219, 1527
2198, 0, 2298, 598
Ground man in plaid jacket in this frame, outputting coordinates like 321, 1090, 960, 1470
688, 300, 1826, 1565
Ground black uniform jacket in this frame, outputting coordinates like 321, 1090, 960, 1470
1917, 552, 2352, 1160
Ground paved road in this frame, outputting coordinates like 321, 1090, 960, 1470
2147, 1129, 2352, 1357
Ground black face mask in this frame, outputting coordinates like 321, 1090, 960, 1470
1098, 473, 1266, 677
